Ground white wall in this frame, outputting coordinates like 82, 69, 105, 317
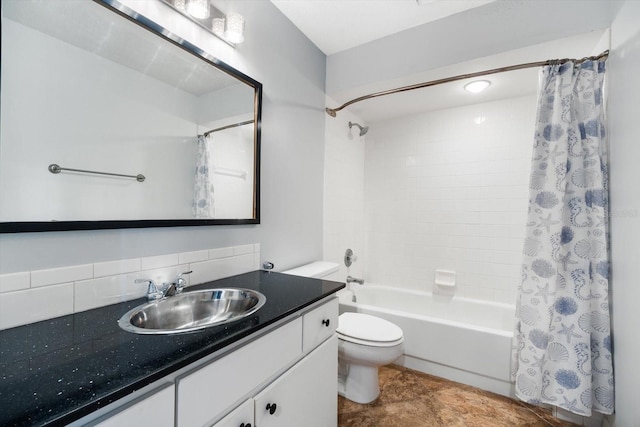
0, 1, 326, 277
362, 96, 536, 303
607, 1, 640, 425
323, 102, 366, 282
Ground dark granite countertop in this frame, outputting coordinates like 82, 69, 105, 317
0, 270, 344, 426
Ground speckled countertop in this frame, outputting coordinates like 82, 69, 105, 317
0, 271, 344, 426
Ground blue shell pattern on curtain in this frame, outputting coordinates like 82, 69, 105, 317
192, 135, 215, 218
511, 60, 613, 416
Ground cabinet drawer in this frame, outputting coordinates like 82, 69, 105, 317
92, 383, 174, 427
177, 318, 302, 427
302, 297, 338, 353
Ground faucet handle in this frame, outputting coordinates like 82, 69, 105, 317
175, 270, 193, 292
135, 279, 164, 300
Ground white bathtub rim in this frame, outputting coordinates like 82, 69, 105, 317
350, 284, 515, 311
341, 300, 513, 338
341, 285, 515, 338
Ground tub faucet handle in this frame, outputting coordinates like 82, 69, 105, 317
344, 249, 358, 267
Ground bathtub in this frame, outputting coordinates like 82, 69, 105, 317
338, 285, 516, 397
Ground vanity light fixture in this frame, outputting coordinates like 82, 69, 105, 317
464, 80, 491, 93
163, 0, 245, 46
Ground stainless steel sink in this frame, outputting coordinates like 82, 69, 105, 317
118, 288, 266, 334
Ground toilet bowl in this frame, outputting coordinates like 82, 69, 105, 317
337, 312, 404, 403
281, 261, 404, 404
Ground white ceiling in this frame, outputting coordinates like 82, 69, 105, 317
270, 0, 612, 123
270, 0, 496, 55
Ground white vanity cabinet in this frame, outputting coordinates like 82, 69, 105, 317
179, 297, 339, 427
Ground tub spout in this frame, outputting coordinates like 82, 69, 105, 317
347, 275, 365, 285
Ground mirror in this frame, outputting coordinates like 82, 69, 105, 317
0, 0, 261, 232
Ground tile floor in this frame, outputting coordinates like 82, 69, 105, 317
337, 365, 578, 427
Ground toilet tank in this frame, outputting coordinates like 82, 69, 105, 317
281, 261, 341, 281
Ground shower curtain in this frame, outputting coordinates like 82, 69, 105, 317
192, 135, 215, 218
511, 59, 613, 416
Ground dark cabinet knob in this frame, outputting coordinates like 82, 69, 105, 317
322, 318, 330, 327
240, 424, 251, 427
266, 403, 277, 415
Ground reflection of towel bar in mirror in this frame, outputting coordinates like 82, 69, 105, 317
48, 164, 146, 182
214, 167, 247, 180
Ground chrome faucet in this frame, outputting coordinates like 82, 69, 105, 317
346, 275, 364, 285
136, 271, 193, 300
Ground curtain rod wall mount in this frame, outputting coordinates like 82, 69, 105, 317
325, 50, 609, 118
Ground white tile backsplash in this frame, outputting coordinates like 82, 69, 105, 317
233, 244, 254, 256
31, 264, 93, 288
140, 253, 180, 270
0, 283, 74, 330
0, 244, 260, 330
75, 274, 148, 313
0, 271, 30, 293
178, 250, 209, 265
94, 258, 141, 278
208, 247, 234, 259
190, 254, 255, 284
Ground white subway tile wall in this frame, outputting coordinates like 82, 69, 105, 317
0, 244, 261, 330
363, 95, 536, 304
323, 108, 367, 282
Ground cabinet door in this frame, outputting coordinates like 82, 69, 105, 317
254, 335, 337, 427
212, 399, 253, 427
93, 383, 174, 427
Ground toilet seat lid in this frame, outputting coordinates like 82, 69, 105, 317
337, 313, 403, 343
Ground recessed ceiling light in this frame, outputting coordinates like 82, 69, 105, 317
464, 80, 491, 93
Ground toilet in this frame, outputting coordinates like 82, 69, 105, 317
282, 261, 404, 404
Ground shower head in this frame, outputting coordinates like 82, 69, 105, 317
348, 121, 369, 136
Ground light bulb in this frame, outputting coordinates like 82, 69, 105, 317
212, 18, 225, 37
224, 13, 245, 44
185, 0, 209, 19
173, 0, 186, 12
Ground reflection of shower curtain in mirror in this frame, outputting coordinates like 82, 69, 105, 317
192, 135, 215, 218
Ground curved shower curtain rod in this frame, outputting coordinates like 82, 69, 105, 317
325, 50, 609, 117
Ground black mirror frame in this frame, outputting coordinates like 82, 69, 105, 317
0, 0, 261, 233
